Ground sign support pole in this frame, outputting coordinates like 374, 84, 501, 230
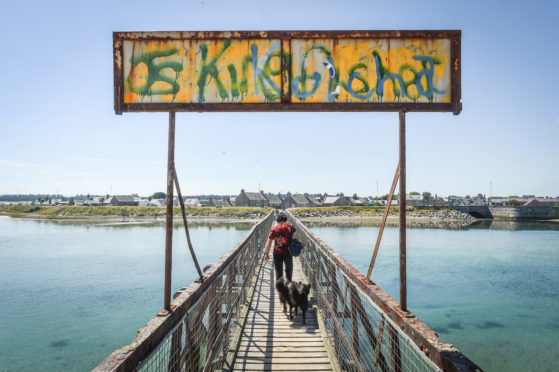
399, 111, 407, 312
164, 111, 176, 311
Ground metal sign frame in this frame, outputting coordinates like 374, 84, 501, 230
112, 29, 462, 312
113, 30, 461, 115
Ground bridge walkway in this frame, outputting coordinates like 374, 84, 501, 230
96, 211, 480, 372
231, 258, 334, 371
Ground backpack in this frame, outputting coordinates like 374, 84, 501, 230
288, 237, 304, 256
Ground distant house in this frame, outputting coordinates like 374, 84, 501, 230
281, 193, 310, 209
488, 197, 510, 207
135, 197, 151, 206
107, 195, 138, 206
199, 199, 211, 207
265, 194, 283, 209
208, 197, 229, 208
152, 199, 165, 207
184, 198, 202, 207
142, 199, 162, 207
524, 197, 559, 207
214, 200, 230, 207
82, 196, 108, 206
348, 194, 366, 206
305, 194, 322, 207
378, 199, 399, 206
225, 196, 236, 207
322, 194, 350, 207
447, 195, 462, 206
472, 194, 487, 206
158, 197, 180, 206
72, 199, 86, 206
235, 189, 269, 207
348, 195, 364, 206
33, 197, 65, 206
406, 194, 423, 207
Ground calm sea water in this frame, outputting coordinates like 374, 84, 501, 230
307, 220, 559, 372
0, 216, 558, 371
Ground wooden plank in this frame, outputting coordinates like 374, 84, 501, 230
244, 324, 319, 328
243, 331, 320, 335
239, 341, 325, 348
235, 356, 330, 370
242, 326, 319, 331
247, 317, 318, 322
232, 259, 333, 371
239, 337, 325, 342
235, 357, 330, 364
232, 363, 333, 371
235, 351, 328, 358
238, 346, 327, 353
242, 332, 321, 337
244, 324, 319, 329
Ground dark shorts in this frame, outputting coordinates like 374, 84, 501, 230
273, 252, 293, 281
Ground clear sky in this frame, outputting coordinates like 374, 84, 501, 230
1, 0, 558, 198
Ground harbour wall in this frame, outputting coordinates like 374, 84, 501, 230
489, 206, 559, 220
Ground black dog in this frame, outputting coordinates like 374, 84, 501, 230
275, 277, 311, 324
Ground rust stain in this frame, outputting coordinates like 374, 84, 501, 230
114, 31, 461, 114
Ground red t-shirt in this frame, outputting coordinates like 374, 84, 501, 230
269, 222, 296, 254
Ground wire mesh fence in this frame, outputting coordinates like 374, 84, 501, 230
287, 211, 478, 372
95, 212, 274, 372
97, 210, 479, 372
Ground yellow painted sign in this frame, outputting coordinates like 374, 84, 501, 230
114, 31, 461, 113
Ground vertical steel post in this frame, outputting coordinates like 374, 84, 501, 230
399, 111, 407, 311
164, 111, 176, 311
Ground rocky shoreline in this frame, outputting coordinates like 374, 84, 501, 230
291, 209, 477, 223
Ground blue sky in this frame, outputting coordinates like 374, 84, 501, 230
1, 0, 558, 198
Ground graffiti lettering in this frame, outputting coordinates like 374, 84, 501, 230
343, 52, 442, 102
412, 55, 444, 100
128, 48, 183, 99
123, 38, 450, 104
344, 63, 375, 100
196, 41, 284, 102
251, 41, 282, 102
292, 46, 333, 101
197, 41, 231, 102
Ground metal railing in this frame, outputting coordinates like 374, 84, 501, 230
96, 211, 480, 371
287, 211, 480, 372
95, 212, 274, 372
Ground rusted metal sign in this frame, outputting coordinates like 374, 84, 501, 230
114, 31, 461, 114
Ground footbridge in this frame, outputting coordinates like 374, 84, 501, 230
96, 212, 480, 371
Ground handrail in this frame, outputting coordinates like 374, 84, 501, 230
286, 210, 481, 372
95, 211, 481, 372
94, 211, 274, 371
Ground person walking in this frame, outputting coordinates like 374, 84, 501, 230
264, 212, 298, 281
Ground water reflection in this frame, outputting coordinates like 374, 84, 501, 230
6, 214, 559, 231
303, 218, 559, 231
485, 220, 559, 231
26, 218, 256, 231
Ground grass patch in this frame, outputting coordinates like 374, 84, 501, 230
0, 205, 272, 219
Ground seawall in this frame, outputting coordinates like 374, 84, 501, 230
489, 206, 559, 220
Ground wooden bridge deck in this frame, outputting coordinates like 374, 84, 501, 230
231, 258, 334, 371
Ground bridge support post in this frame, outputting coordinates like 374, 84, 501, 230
164, 111, 176, 311
399, 111, 407, 312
